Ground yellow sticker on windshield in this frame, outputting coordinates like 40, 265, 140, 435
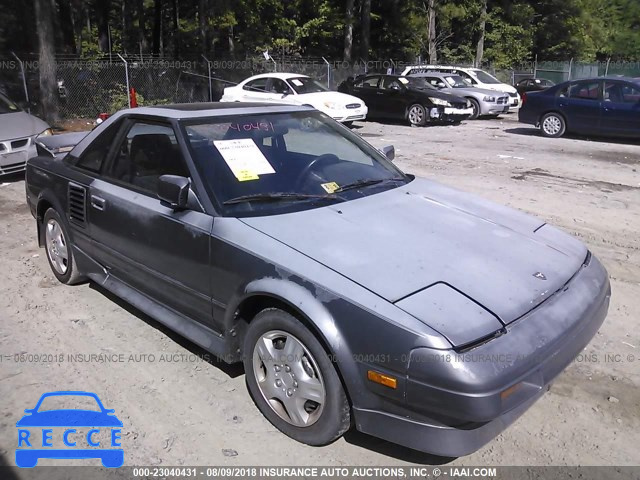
321, 182, 340, 193
236, 169, 259, 181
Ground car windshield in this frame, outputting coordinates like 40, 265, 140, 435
0, 94, 20, 114
37, 395, 102, 412
443, 75, 469, 88
472, 70, 502, 84
287, 77, 328, 94
183, 111, 409, 217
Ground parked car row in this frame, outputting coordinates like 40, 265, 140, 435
221, 66, 522, 128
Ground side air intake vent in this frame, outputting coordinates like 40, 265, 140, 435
68, 184, 87, 227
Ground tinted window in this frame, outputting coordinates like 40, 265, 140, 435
569, 82, 600, 100
0, 93, 20, 114
106, 122, 189, 194
243, 78, 268, 92
75, 121, 121, 173
356, 76, 381, 88
605, 82, 640, 104
184, 111, 408, 217
381, 77, 404, 90
268, 78, 293, 95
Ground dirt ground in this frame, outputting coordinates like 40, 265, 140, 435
0, 114, 639, 468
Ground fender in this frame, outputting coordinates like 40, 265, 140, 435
225, 277, 361, 398
35, 188, 67, 247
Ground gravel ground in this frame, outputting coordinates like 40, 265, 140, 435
0, 114, 638, 468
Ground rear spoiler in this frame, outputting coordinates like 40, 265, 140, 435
35, 131, 90, 158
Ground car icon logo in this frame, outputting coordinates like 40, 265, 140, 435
533, 272, 547, 280
15, 391, 123, 468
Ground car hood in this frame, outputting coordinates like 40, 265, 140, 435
446, 87, 509, 99
0, 111, 50, 141
406, 87, 465, 104
478, 83, 518, 95
241, 178, 587, 326
295, 91, 364, 107
16, 410, 123, 427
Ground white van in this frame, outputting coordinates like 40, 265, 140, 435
401, 65, 521, 109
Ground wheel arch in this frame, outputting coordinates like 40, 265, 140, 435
36, 191, 65, 247
226, 278, 356, 404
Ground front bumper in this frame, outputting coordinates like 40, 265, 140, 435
330, 106, 368, 123
482, 104, 510, 116
0, 141, 37, 176
354, 253, 610, 456
429, 107, 473, 123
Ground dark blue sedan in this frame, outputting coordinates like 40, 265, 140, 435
518, 77, 640, 138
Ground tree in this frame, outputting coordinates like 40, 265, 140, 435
361, 0, 371, 61
427, 0, 437, 63
34, 0, 58, 122
95, 0, 111, 53
343, 0, 355, 62
475, 0, 486, 66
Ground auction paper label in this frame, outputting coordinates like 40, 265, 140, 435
213, 139, 275, 181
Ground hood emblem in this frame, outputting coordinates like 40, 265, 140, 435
533, 272, 547, 280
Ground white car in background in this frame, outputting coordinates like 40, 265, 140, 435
401, 65, 521, 110
220, 73, 368, 124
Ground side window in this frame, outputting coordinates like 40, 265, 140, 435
457, 71, 475, 85
243, 78, 267, 92
381, 77, 402, 90
605, 82, 640, 104
569, 81, 600, 100
268, 78, 292, 94
358, 76, 381, 88
74, 121, 122, 173
106, 122, 189, 195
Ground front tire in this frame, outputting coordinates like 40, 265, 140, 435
43, 208, 83, 285
540, 112, 566, 138
407, 104, 427, 126
243, 308, 350, 446
467, 98, 480, 120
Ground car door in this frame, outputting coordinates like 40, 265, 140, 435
351, 76, 382, 116
602, 81, 640, 136
558, 80, 602, 133
264, 78, 296, 104
378, 76, 409, 119
88, 119, 215, 330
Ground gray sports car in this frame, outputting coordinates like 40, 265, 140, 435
412, 72, 510, 119
0, 93, 51, 176
26, 103, 610, 457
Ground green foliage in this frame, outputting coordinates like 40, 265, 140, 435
2, 0, 639, 66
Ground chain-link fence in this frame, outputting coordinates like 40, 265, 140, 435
1, 54, 639, 120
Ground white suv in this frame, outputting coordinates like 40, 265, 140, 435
401, 65, 520, 110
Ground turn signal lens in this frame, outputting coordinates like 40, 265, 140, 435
500, 382, 522, 400
367, 370, 397, 389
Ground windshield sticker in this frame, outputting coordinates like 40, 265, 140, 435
213, 139, 275, 182
321, 182, 340, 193
398, 78, 409, 85
291, 79, 303, 86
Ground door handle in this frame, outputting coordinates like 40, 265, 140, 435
91, 195, 106, 211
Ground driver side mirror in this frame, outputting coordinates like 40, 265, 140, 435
380, 145, 395, 161
158, 175, 190, 210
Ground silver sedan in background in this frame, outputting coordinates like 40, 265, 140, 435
0, 93, 51, 177
411, 72, 510, 120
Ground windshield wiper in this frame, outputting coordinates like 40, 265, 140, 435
333, 177, 405, 194
223, 192, 342, 205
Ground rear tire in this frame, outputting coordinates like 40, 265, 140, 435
407, 104, 427, 127
243, 308, 350, 446
540, 112, 566, 138
43, 208, 84, 285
